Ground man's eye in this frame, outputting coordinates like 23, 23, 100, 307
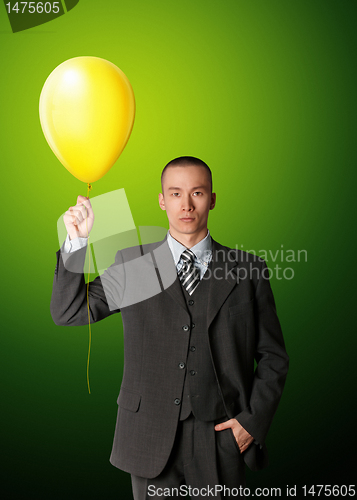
172, 193, 180, 196
193, 192, 202, 196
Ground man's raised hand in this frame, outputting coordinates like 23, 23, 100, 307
63, 195, 94, 240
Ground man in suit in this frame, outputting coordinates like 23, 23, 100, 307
51, 156, 289, 499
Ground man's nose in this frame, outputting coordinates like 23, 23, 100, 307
181, 195, 194, 211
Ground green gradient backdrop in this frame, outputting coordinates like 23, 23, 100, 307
1, 0, 356, 498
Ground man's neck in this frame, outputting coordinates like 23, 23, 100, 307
168, 228, 208, 249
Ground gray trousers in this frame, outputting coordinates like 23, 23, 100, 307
131, 413, 246, 500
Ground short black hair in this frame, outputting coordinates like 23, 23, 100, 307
161, 156, 212, 192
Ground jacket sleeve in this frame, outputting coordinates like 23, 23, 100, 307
235, 258, 289, 446
50, 243, 123, 326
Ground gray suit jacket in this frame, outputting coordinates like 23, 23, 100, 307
50, 236, 289, 478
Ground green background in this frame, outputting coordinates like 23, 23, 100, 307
1, 0, 356, 498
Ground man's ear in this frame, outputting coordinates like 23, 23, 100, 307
210, 192, 216, 210
159, 193, 166, 211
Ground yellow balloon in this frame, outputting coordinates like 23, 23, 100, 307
39, 56, 135, 183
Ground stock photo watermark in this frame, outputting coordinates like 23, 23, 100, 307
57, 189, 308, 310
3, 0, 80, 33
147, 483, 355, 498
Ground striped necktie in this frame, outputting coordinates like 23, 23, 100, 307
178, 249, 200, 295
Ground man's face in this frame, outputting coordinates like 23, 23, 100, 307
159, 165, 216, 240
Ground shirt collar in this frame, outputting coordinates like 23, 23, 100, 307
166, 229, 212, 266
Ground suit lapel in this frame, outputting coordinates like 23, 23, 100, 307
206, 239, 239, 328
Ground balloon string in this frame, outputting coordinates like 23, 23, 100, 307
85, 182, 92, 394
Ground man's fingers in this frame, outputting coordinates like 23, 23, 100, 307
238, 435, 254, 453
63, 207, 88, 231
214, 419, 234, 431
63, 197, 94, 239
63, 213, 79, 233
214, 419, 254, 454
76, 195, 92, 212
76, 195, 88, 203
65, 208, 84, 223
69, 204, 90, 220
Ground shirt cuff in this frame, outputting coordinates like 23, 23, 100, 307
63, 233, 88, 253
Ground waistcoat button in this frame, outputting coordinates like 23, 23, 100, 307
190, 370, 196, 376
188, 300, 194, 306
182, 325, 189, 331
190, 346, 196, 352
174, 398, 181, 405
178, 362, 186, 369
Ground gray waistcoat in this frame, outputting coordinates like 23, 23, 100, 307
179, 273, 227, 421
